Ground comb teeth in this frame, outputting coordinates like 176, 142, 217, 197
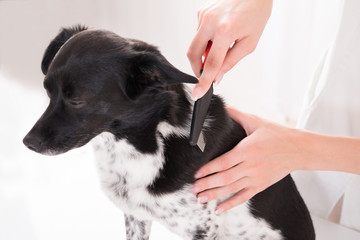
197, 131, 206, 152
189, 84, 213, 152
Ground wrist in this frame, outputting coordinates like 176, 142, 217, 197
286, 128, 315, 172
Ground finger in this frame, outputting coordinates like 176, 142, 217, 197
196, 7, 208, 29
191, 1, 219, 76
196, 1, 215, 26
197, 0, 221, 29
215, 188, 257, 214
192, 37, 232, 99
219, 37, 256, 75
196, 177, 249, 203
195, 145, 242, 179
197, 8, 203, 24
187, 30, 211, 78
192, 163, 245, 194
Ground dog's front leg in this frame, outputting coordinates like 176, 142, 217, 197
124, 214, 152, 240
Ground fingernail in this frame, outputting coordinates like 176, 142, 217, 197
191, 185, 200, 194
215, 207, 224, 215
198, 195, 208, 204
194, 172, 202, 179
192, 86, 202, 101
214, 72, 224, 86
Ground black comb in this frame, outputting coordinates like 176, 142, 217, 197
189, 41, 213, 152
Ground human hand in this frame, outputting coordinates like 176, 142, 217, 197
191, 107, 301, 214
187, 0, 273, 99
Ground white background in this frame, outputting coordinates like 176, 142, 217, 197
1, 0, 357, 239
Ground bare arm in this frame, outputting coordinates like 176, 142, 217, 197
294, 128, 360, 174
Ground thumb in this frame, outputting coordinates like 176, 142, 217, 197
192, 79, 213, 100
226, 106, 260, 135
192, 38, 230, 99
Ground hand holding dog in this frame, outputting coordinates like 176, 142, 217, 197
192, 107, 360, 213
187, 0, 273, 99
192, 107, 297, 214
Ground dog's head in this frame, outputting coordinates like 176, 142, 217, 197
23, 25, 198, 155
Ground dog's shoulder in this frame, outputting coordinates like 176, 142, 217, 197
149, 94, 246, 195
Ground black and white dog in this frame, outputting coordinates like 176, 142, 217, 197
23, 26, 315, 240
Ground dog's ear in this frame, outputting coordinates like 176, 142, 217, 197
121, 52, 198, 100
41, 25, 88, 75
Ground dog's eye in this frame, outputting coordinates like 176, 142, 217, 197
68, 100, 86, 108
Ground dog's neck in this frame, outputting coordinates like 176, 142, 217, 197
107, 83, 194, 154
93, 115, 191, 191
93, 84, 243, 195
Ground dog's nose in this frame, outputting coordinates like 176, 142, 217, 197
23, 134, 43, 153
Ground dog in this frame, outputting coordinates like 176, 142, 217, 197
23, 25, 315, 240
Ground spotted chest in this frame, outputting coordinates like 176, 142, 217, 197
92, 131, 164, 215
91, 131, 220, 238
92, 121, 191, 214
91, 130, 284, 240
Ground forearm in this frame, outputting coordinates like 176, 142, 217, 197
292, 129, 360, 174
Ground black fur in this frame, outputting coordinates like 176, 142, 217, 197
148, 95, 246, 195
23, 25, 315, 240
250, 175, 316, 240
41, 25, 88, 75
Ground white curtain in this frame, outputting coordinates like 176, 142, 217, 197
260, 0, 344, 122
260, 0, 360, 232
292, 0, 360, 232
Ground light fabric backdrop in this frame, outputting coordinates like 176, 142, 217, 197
293, 0, 360, 232
0, 0, 358, 239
